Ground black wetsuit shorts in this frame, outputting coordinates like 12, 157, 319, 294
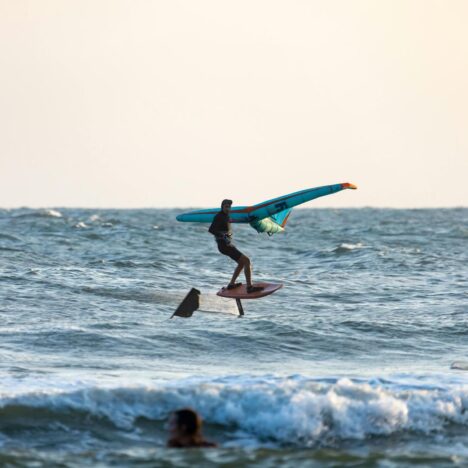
217, 240, 243, 262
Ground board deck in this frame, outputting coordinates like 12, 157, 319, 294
217, 282, 283, 299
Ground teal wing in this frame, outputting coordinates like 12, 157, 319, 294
247, 183, 357, 222
176, 207, 250, 223
176, 183, 357, 228
270, 209, 292, 227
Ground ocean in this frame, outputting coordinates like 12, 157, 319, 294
0, 207, 467, 467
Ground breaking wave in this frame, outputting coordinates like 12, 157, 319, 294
1, 375, 467, 448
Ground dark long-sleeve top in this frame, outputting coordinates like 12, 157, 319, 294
208, 211, 232, 243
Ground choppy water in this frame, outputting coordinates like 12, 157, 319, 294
0, 207, 467, 467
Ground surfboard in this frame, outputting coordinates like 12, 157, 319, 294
217, 282, 283, 299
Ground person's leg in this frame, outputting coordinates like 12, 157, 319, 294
239, 255, 264, 293
223, 245, 245, 289
229, 261, 244, 286
221, 246, 263, 292
239, 255, 252, 287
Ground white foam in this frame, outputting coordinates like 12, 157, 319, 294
43, 209, 62, 218
0, 375, 467, 445
337, 242, 364, 251
452, 361, 468, 371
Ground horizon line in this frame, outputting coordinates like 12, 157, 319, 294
1, 205, 467, 211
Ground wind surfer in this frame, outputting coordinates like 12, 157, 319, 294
209, 199, 263, 293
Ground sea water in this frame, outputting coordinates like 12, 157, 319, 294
0, 207, 467, 466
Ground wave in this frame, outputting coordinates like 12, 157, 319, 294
332, 243, 365, 254
43, 209, 62, 218
73, 221, 88, 229
1, 375, 467, 448
0, 233, 22, 242
451, 361, 468, 371
0, 246, 24, 252
12, 209, 63, 219
0, 446, 462, 467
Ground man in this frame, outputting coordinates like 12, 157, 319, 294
209, 199, 263, 293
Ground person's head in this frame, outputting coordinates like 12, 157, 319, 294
221, 199, 232, 214
168, 408, 202, 439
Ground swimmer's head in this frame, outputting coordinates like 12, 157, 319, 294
169, 408, 201, 437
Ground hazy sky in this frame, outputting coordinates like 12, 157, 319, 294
1, 0, 467, 208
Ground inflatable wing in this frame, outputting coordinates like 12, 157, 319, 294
176, 182, 357, 235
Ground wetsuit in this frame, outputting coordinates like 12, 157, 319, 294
209, 211, 243, 262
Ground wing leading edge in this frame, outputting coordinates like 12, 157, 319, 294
176, 182, 357, 234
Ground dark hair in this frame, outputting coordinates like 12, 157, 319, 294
173, 408, 202, 436
221, 199, 233, 208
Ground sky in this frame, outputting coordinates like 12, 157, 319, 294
0, 0, 467, 208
